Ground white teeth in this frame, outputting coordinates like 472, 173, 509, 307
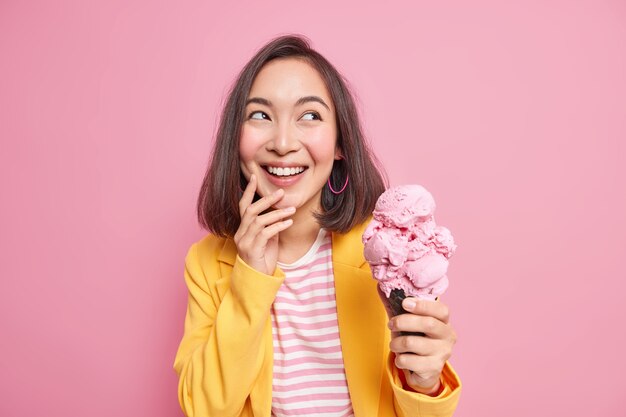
266, 166, 305, 176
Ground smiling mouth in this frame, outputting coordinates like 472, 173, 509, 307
263, 165, 308, 177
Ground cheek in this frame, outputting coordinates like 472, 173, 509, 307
306, 127, 337, 164
239, 125, 265, 166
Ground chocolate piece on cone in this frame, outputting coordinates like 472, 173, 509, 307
388, 289, 425, 337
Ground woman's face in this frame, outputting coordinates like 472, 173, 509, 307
239, 57, 340, 212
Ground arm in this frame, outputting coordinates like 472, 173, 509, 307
174, 175, 294, 416
172, 242, 284, 417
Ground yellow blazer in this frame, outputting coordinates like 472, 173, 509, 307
173, 220, 461, 416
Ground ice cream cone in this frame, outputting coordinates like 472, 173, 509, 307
363, 185, 457, 337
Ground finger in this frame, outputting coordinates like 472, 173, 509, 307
252, 218, 293, 247
242, 188, 285, 220
240, 206, 295, 244
389, 314, 448, 339
238, 174, 258, 217
401, 297, 450, 324
389, 334, 438, 356
394, 353, 444, 382
238, 188, 285, 236
253, 206, 296, 229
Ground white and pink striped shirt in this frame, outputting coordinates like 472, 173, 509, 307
270, 228, 354, 417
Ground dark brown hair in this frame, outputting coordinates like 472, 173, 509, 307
197, 34, 387, 237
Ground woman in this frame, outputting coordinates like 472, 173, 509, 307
173, 34, 461, 417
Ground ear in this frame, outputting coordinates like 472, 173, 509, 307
334, 146, 343, 160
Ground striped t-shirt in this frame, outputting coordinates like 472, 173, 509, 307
270, 228, 354, 417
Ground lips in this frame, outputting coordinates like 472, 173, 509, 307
260, 163, 308, 187
263, 164, 308, 177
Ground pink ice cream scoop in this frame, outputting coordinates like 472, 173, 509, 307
362, 185, 457, 320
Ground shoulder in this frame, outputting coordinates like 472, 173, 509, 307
331, 216, 373, 269
352, 215, 373, 236
184, 233, 236, 279
195, 233, 230, 257
340, 215, 373, 246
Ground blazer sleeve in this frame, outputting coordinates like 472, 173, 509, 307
172, 241, 285, 417
386, 355, 462, 417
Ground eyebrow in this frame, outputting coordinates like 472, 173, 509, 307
245, 96, 330, 111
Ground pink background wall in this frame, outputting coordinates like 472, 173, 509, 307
1, 1, 624, 415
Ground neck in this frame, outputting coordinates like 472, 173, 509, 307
277, 205, 323, 264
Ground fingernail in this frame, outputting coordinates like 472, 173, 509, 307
284, 207, 296, 212
387, 320, 394, 330
403, 299, 416, 310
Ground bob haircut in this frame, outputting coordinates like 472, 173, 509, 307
198, 34, 388, 237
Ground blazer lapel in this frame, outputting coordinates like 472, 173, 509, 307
332, 222, 387, 416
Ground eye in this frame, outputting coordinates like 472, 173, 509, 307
301, 111, 322, 121
249, 111, 270, 120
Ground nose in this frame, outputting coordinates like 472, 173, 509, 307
266, 121, 300, 155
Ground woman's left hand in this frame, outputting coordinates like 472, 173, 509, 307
387, 297, 457, 395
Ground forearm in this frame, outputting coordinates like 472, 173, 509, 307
174, 253, 284, 416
